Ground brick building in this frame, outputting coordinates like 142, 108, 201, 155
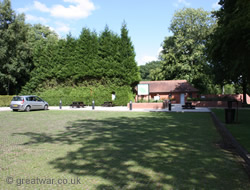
136, 80, 199, 104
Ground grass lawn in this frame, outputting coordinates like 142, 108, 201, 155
212, 108, 250, 153
0, 111, 249, 189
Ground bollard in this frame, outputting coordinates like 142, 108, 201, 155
92, 100, 95, 110
129, 100, 132, 110
168, 101, 171, 111
59, 99, 62, 109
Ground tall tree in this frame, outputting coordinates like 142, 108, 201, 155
207, 0, 250, 104
119, 22, 140, 86
0, 0, 32, 94
98, 25, 121, 81
53, 34, 77, 82
20, 24, 59, 94
75, 28, 99, 82
159, 8, 216, 93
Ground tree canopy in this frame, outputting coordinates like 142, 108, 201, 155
21, 23, 140, 94
207, 0, 250, 103
139, 61, 161, 81
0, 0, 32, 94
155, 8, 217, 93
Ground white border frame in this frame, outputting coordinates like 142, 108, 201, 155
137, 84, 149, 95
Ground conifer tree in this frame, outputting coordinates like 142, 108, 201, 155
119, 22, 140, 86
57, 34, 77, 82
75, 28, 99, 82
98, 25, 120, 80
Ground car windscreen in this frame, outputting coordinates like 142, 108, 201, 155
12, 97, 23, 101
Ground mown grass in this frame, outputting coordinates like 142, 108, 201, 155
212, 108, 250, 153
0, 110, 249, 189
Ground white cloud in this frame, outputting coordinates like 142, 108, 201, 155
137, 55, 157, 66
25, 14, 49, 24
17, 7, 31, 13
33, 0, 96, 19
17, 0, 95, 37
173, 0, 191, 7
137, 47, 163, 66
212, 1, 221, 10
34, 1, 50, 12
157, 47, 163, 56
55, 22, 71, 33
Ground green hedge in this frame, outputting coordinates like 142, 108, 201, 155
36, 85, 134, 106
0, 95, 14, 107
1, 85, 134, 107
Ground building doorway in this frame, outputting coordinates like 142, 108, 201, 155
180, 93, 185, 105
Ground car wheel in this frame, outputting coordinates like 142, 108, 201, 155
25, 106, 31, 112
44, 105, 48, 110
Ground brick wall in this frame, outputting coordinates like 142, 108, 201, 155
192, 101, 242, 107
127, 103, 164, 109
200, 94, 250, 104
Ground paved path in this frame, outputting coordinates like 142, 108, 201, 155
1, 104, 211, 112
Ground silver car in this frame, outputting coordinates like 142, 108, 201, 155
10, 95, 49, 112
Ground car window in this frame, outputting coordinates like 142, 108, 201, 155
26, 97, 33, 101
12, 97, 23, 101
36, 97, 43, 101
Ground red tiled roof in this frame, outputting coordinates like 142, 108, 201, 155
138, 80, 199, 93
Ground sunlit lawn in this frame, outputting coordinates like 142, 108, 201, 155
212, 108, 250, 153
0, 111, 249, 189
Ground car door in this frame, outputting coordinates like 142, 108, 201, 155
33, 96, 43, 109
36, 96, 45, 109
27, 96, 37, 110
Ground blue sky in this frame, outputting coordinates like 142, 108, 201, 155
11, 0, 220, 65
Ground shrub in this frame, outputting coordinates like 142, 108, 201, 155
0, 95, 14, 107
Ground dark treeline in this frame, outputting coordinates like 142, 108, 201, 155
21, 24, 140, 95
0, 0, 140, 95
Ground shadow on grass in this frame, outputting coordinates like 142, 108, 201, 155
14, 112, 247, 189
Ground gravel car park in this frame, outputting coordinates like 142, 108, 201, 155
10, 95, 49, 112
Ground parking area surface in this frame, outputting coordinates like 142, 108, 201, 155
1, 104, 211, 112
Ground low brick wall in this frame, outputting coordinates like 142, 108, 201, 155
201, 94, 250, 104
127, 101, 242, 109
127, 103, 164, 109
192, 101, 242, 107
